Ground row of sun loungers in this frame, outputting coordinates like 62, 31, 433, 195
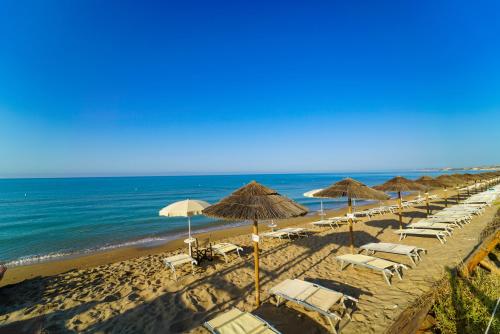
198, 183, 499, 333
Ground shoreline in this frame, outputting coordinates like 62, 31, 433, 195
1, 186, 496, 334
0, 197, 387, 287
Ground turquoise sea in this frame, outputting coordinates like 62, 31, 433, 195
0, 171, 473, 266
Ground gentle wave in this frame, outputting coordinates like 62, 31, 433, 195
3, 220, 250, 267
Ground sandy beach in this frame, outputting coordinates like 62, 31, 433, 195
0, 189, 498, 333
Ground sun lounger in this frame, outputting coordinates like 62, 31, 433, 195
336, 254, 408, 286
310, 219, 340, 230
212, 243, 243, 263
163, 253, 198, 280
359, 242, 426, 266
261, 227, 309, 241
204, 308, 281, 334
269, 279, 358, 334
406, 221, 454, 235
394, 229, 447, 244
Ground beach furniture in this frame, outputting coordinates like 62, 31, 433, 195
336, 254, 408, 286
204, 308, 281, 334
269, 279, 358, 334
262, 227, 309, 240
310, 219, 341, 230
212, 243, 243, 263
407, 221, 454, 235
194, 237, 213, 262
394, 229, 447, 244
359, 242, 426, 266
163, 254, 198, 280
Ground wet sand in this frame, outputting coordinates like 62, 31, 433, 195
0, 190, 497, 333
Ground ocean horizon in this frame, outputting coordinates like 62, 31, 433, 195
0, 171, 478, 267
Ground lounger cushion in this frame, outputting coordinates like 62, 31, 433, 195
212, 243, 240, 253
164, 254, 195, 266
206, 308, 277, 334
270, 279, 342, 312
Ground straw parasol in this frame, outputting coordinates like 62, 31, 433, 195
435, 174, 463, 205
159, 199, 211, 256
202, 181, 307, 306
313, 178, 389, 253
415, 176, 448, 215
374, 176, 425, 229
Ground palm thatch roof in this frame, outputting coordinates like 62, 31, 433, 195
374, 176, 426, 192
313, 178, 390, 200
435, 174, 463, 186
202, 181, 308, 221
462, 173, 482, 181
415, 176, 448, 190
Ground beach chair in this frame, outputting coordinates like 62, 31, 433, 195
204, 308, 281, 334
336, 254, 408, 286
394, 229, 447, 244
163, 254, 198, 281
194, 237, 213, 262
406, 221, 454, 235
212, 243, 243, 263
279, 227, 310, 238
310, 219, 340, 230
269, 279, 358, 334
359, 242, 426, 266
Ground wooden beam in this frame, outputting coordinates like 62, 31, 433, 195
464, 231, 500, 277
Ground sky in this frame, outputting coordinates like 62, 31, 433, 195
1, 1, 499, 178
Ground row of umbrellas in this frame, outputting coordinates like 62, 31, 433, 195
158, 171, 499, 306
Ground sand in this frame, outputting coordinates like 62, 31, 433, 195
0, 190, 497, 333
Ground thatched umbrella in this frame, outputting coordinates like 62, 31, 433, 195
436, 174, 463, 205
374, 176, 425, 229
202, 181, 307, 306
415, 176, 449, 215
313, 178, 389, 253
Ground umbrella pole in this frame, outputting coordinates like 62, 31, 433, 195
253, 219, 260, 306
444, 188, 448, 207
398, 191, 403, 229
425, 192, 430, 217
457, 187, 460, 203
188, 216, 192, 256
348, 197, 354, 254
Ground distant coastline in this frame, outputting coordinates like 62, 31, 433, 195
417, 165, 500, 172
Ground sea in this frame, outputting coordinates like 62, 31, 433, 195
0, 171, 475, 267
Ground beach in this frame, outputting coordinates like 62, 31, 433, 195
1, 187, 498, 333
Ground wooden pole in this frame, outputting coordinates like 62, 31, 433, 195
456, 187, 460, 203
444, 188, 448, 207
398, 191, 403, 229
425, 192, 429, 217
348, 197, 354, 254
253, 219, 260, 306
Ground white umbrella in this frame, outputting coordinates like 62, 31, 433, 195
159, 199, 210, 255
303, 188, 325, 218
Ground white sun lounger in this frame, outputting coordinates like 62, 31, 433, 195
261, 227, 309, 240
310, 219, 341, 230
163, 254, 198, 281
336, 254, 408, 286
359, 242, 426, 266
269, 279, 358, 334
394, 229, 447, 244
212, 243, 243, 263
406, 221, 454, 235
204, 308, 281, 334
418, 217, 464, 228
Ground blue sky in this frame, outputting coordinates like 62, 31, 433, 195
1, 1, 499, 178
